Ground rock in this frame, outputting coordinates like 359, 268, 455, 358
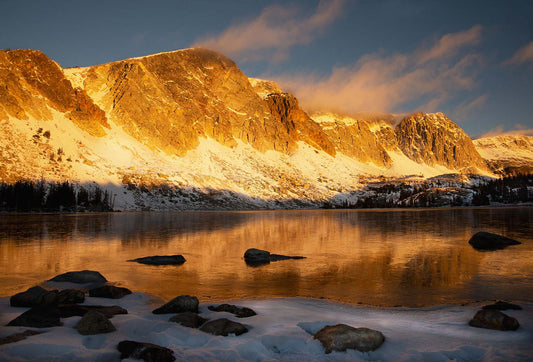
469, 309, 520, 331
89, 285, 132, 299
244, 248, 306, 266
75, 310, 116, 335
10, 286, 55, 307
129, 255, 186, 265
48, 270, 107, 284
59, 304, 127, 318
468, 231, 521, 251
482, 301, 522, 310
314, 324, 385, 353
200, 318, 248, 336
7, 305, 63, 328
152, 295, 199, 314
208, 304, 257, 318
0, 330, 44, 345
118, 340, 176, 362
56, 289, 85, 304
169, 312, 208, 328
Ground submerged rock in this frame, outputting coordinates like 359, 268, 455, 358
200, 318, 248, 336
482, 301, 522, 311
152, 295, 199, 314
89, 285, 132, 299
118, 340, 176, 362
169, 312, 208, 328
468, 232, 521, 251
208, 304, 257, 318
244, 248, 305, 266
48, 270, 107, 284
75, 310, 116, 335
469, 309, 520, 331
10, 286, 55, 307
314, 324, 385, 353
0, 330, 44, 345
7, 305, 63, 328
59, 304, 127, 318
129, 255, 186, 265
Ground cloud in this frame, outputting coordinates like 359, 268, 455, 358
504, 41, 533, 65
273, 26, 484, 114
193, 0, 346, 62
450, 94, 488, 122
478, 124, 533, 138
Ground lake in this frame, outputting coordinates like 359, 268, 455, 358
0, 207, 531, 307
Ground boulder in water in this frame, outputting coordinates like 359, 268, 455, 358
468, 232, 521, 251
129, 255, 186, 265
89, 285, 132, 299
48, 270, 107, 284
208, 304, 256, 318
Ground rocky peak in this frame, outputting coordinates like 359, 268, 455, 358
395, 112, 486, 171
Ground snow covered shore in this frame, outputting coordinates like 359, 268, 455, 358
0, 293, 531, 361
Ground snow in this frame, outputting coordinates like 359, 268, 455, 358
0, 294, 531, 361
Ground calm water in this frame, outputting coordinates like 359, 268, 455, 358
0, 207, 531, 307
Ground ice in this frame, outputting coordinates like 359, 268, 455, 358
0, 294, 531, 361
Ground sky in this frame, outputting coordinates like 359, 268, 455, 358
1, 0, 532, 138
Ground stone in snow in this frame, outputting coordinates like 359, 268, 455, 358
482, 301, 522, 311
152, 295, 199, 314
10, 286, 54, 307
56, 289, 85, 304
169, 311, 208, 328
314, 324, 385, 353
208, 304, 257, 318
75, 310, 116, 335
200, 318, 248, 336
0, 330, 44, 346
468, 231, 521, 251
129, 255, 186, 265
48, 270, 107, 284
59, 304, 127, 319
7, 305, 63, 328
469, 309, 520, 331
89, 285, 132, 299
118, 340, 176, 362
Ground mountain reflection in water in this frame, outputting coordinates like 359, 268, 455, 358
0, 207, 531, 307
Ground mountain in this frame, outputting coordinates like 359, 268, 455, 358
474, 135, 533, 175
0, 47, 529, 210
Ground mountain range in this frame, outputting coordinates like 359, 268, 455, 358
0, 47, 531, 210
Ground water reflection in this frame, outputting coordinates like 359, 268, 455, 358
0, 208, 531, 307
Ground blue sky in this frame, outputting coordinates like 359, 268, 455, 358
1, 0, 532, 138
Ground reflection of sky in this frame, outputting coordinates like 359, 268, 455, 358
0, 208, 530, 306
1, 1, 532, 137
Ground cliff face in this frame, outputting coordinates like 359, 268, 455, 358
395, 112, 486, 171
0, 49, 108, 136
474, 135, 533, 175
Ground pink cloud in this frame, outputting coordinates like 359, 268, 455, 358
504, 41, 533, 65
273, 26, 484, 114
193, 0, 346, 62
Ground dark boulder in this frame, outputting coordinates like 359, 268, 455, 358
200, 318, 248, 336
468, 232, 521, 251
244, 248, 306, 267
10, 286, 57, 307
89, 285, 132, 299
75, 310, 116, 335
208, 304, 256, 318
469, 309, 519, 331
314, 324, 385, 353
118, 340, 176, 362
59, 304, 127, 319
169, 312, 208, 328
7, 305, 62, 328
0, 330, 44, 345
56, 289, 85, 304
482, 301, 522, 311
129, 255, 186, 265
152, 295, 199, 314
48, 270, 107, 284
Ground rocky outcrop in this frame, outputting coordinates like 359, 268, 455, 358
395, 112, 486, 171
152, 295, 199, 314
468, 231, 521, 251
314, 324, 385, 353
469, 309, 520, 331
0, 49, 108, 136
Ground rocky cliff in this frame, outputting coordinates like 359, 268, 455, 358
474, 135, 533, 175
395, 112, 487, 171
